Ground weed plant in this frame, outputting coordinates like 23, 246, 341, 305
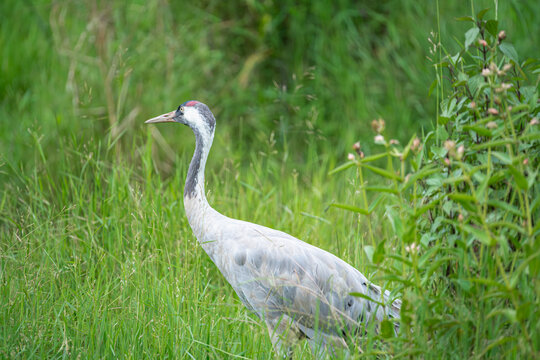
332, 9, 539, 358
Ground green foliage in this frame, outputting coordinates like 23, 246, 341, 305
333, 9, 539, 358
1, 0, 539, 358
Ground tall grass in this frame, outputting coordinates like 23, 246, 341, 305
1, 0, 539, 358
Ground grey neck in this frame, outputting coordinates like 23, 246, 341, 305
184, 128, 213, 201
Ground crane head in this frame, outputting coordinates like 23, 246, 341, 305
145, 100, 215, 135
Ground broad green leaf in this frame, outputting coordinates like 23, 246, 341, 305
463, 125, 492, 137
373, 239, 386, 264
363, 245, 374, 263
426, 175, 443, 187
486, 200, 522, 217
418, 246, 441, 268
442, 200, 454, 215
329, 203, 369, 215
485, 19, 498, 37
455, 16, 474, 22
516, 302, 532, 321
440, 98, 457, 123
467, 74, 484, 96
362, 164, 402, 181
328, 161, 355, 175
520, 132, 540, 141
489, 221, 526, 235
380, 319, 394, 338
463, 224, 495, 246
439, 116, 451, 126
387, 254, 413, 267
499, 43, 519, 63
476, 8, 489, 20
449, 193, 476, 204
488, 170, 506, 185
428, 78, 438, 97
464, 27, 480, 49
510, 104, 529, 113
443, 175, 467, 184
360, 152, 387, 163
492, 151, 512, 164
401, 134, 417, 162
487, 308, 517, 324
400, 165, 438, 191
431, 145, 447, 158
454, 279, 472, 292
508, 165, 528, 190
471, 139, 515, 150
426, 256, 455, 277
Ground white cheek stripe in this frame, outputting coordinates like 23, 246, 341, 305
186, 108, 213, 140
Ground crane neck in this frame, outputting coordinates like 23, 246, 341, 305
184, 126, 214, 204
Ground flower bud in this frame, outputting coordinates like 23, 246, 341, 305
523, 158, 529, 165
444, 140, 459, 159
488, 108, 499, 115
478, 39, 488, 47
481, 68, 491, 77
486, 121, 497, 129
498, 30, 506, 42
458, 213, 464, 222
496, 83, 512, 93
352, 142, 361, 151
469, 101, 476, 109
389, 139, 399, 145
444, 140, 456, 151
530, 118, 538, 125
371, 118, 386, 133
457, 145, 465, 160
374, 134, 386, 145
405, 243, 418, 253
348, 153, 355, 161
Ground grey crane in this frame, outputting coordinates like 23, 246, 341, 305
145, 101, 400, 357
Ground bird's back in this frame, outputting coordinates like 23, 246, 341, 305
197, 210, 401, 344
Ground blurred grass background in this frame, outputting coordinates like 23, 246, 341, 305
1, 0, 539, 358
2, 0, 539, 173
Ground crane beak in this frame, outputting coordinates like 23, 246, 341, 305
145, 111, 176, 124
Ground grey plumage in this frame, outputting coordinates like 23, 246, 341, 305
145, 101, 400, 356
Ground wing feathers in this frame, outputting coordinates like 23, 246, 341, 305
216, 221, 400, 338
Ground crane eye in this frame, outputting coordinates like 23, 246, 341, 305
180, 106, 185, 113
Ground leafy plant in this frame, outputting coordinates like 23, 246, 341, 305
332, 8, 539, 358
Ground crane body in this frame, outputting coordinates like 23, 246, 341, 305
146, 101, 400, 356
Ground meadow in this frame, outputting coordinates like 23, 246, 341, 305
1, 0, 538, 358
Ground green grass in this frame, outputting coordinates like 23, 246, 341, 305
1, 132, 362, 358
1, 0, 539, 358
